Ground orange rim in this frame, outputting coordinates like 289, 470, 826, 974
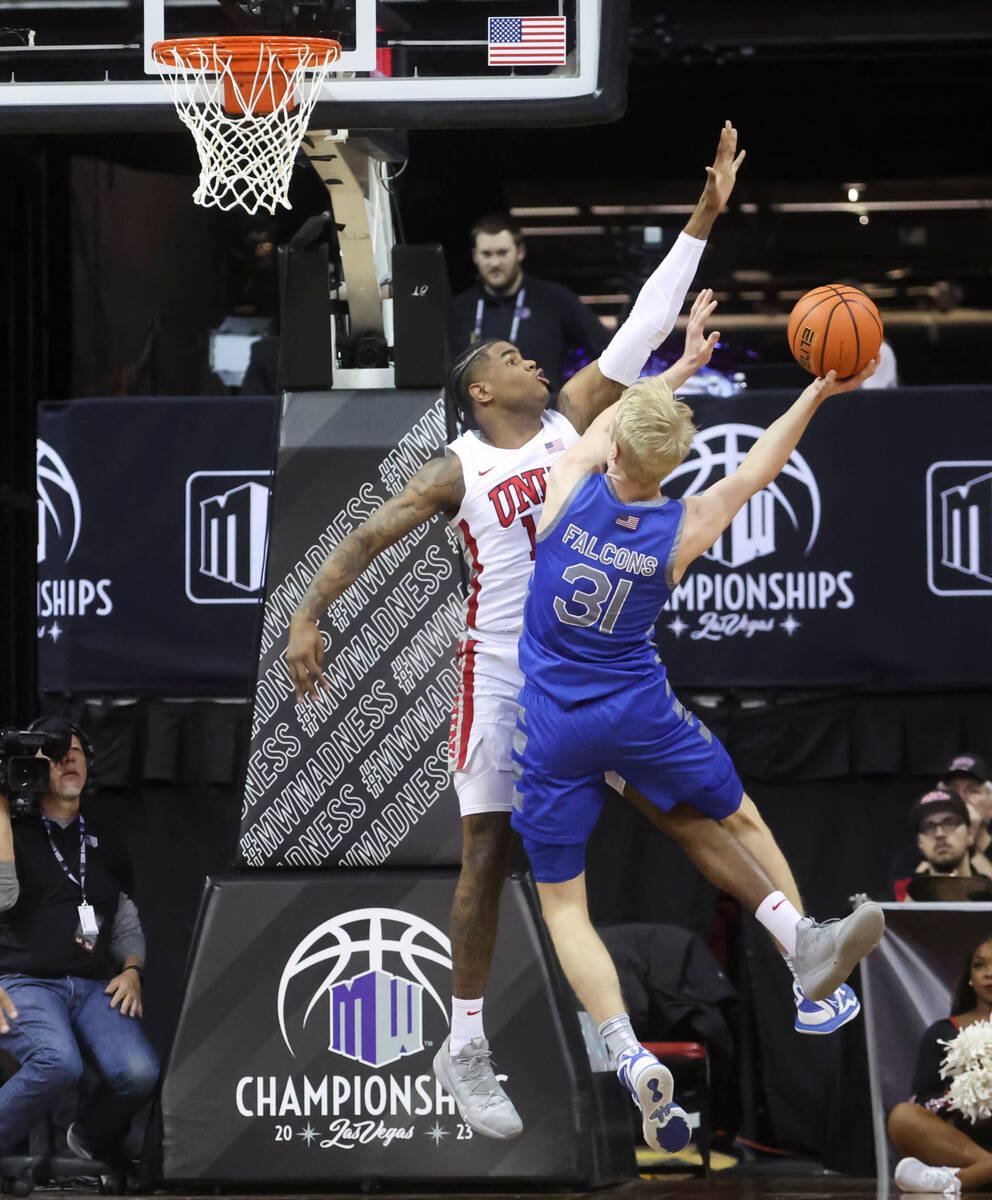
151, 35, 341, 71
152, 35, 340, 114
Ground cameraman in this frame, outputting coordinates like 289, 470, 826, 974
0, 718, 158, 1161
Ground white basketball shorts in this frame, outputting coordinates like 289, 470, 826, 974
447, 633, 521, 818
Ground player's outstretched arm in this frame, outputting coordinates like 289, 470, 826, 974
540, 289, 722, 535
556, 121, 745, 434
672, 360, 879, 581
287, 455, 465, 701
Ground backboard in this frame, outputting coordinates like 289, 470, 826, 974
0, 0, 626, 132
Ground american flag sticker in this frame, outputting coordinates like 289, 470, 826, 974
488, 16, 567, 66
615, 514, 640, 531
544, 438, 565, 453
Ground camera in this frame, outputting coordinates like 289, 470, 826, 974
0, 727, 71, 815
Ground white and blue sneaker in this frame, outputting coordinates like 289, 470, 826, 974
616, 1045, 691, 1153
793, 980, 862, 1035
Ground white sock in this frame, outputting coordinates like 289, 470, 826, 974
450, 997, 484, 1055
754, 890, 802, 957
598, 1013, 639, 1068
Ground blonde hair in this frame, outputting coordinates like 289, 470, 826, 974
610, 376, 697, 484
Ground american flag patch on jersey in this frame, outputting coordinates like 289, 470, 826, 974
615, 514, 640, 530
544, 438, 564, 453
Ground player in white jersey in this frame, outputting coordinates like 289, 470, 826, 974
287, 123, 854, 1139
445, 404, 579, 792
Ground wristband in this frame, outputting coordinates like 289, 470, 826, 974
122, 964, 144, 982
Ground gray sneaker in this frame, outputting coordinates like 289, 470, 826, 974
432, 1036, 523, 1140
790, 903, 885, 1001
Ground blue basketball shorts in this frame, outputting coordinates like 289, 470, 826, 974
511, 672, 743, 883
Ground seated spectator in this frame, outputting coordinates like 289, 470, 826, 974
888, 934, 992, 1194
940, 754, 992, 862
0, 718, 159, 1163
890, 788, 992, 902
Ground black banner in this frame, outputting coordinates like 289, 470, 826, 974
36, 396, 279, 694
38, 384, 992, 700
37, 387, 990, 697
161, 872, 632, 1185
240, 391, 465, 870
658, 386, 991, 687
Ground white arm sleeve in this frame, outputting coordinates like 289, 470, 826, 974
597, 231, 707, 386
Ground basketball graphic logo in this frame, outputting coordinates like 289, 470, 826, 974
667, 424, 821, 567
277, 908, 452, 1069
36, 440, 82, 565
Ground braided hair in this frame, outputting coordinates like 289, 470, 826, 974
446, 339, 502, 433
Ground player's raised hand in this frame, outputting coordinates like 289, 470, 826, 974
660, 288, 720, 393
287, 615, 329, 703
684, 287, 720, 367
703, 120, 746, 210
803, 359, 880, 406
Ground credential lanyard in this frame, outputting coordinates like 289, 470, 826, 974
41, 812, 87, 903
471, 287, 527, 345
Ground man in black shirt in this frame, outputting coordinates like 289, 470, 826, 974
448, 214, 610, 394
0, 718, 158, 1160
888, 785, 992, 901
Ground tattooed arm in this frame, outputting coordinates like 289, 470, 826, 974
287, 455, 466, 701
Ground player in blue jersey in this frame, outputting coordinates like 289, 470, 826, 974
511, 346, 884, 1151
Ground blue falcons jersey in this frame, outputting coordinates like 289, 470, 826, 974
517, 472, 686, 707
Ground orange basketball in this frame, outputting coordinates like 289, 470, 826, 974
787, 284, 883, 379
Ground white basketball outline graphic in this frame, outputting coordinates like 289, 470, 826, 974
277, 907, 452, 1057
36, 439, 82, 564
666, 424, 821, 553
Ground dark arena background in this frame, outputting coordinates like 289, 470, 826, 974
3, 1, 992, 1198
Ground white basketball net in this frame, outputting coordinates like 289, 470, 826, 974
156, 42, 338, 215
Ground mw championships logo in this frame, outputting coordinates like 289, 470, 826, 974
926, 460, 992, 596
277, 908, 452, 1070
36, 438, 113, 638
185, 470, 272, 604
660, 423, 853, 642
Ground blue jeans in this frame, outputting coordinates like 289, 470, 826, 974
0, 975, 159, 1157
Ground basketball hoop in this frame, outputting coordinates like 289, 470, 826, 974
152, 36, 342, 215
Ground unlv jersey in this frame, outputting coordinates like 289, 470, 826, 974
446, 409, 578, 639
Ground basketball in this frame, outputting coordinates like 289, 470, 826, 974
787, 285, 884, 379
